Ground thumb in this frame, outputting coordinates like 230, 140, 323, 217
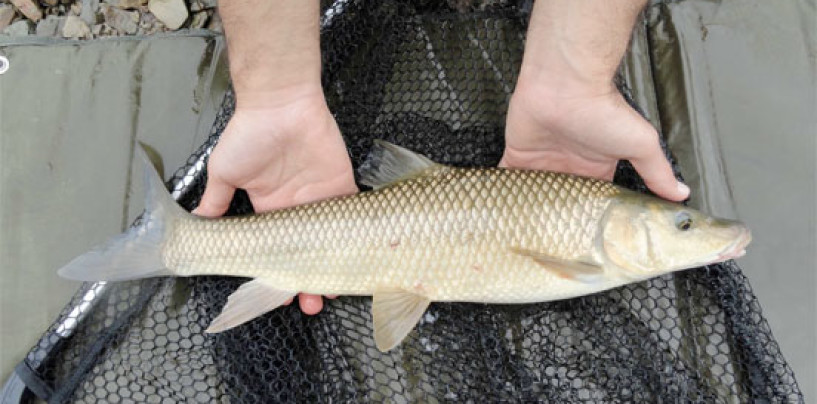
192, 174, 236, 218
629, 142, 690, 202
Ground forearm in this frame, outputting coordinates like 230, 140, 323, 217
520, 0, 647, 93
219, 0, 322, 108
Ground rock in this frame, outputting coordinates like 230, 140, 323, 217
137, 10, 154, 33
189, 9, 207, 29
0, 5, 16, 32
205, 10, 220, 32
198, 0, 216, 10
9, 0, 42, 22
101, 3, 137, 34
149, 19, 165, 33
43, 0, 58, 8
3, 19, 31, 35
43, 6, 60, 16
189, 0, 215, 12
79, 0, 99, 25
138, 12, 165, 35
62, 15, 90, 38
35, 14, 63, 36
148, 0, 186, 30
106, 0, 145, 10
140, 11, 156, 23
95, 22, 115, 36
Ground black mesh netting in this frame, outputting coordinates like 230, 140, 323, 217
15, 1, 803, 402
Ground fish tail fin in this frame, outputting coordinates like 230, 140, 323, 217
58, 146, 189, 282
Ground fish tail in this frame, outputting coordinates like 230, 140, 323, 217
57, 146, 187, 282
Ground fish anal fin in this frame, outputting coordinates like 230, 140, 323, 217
205, 279, 296, 333
372, 288, 432, 352
359, 140, 444, 189
510, 247, 604, 283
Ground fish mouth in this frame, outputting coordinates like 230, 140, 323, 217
717, 227, 752, 261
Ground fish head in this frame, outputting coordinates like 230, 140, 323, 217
599, 192, 751, 277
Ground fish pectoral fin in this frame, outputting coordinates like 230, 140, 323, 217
510, 247, 604, 283
359, 140, 445, 189
372, 288, 432, 352
205, 278, 296, 334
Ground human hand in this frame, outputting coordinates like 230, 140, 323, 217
501, 76, 690, 202
193, 88, 357, 315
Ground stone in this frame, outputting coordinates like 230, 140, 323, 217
91, 23, 101, 35
62, 15, 90, 38
140, 11, 156, 24
198, 0, 216, 10
96, 22, 114, 35
189, 0, 215, 12
105, 0, 145, 10
149, 19, 165, 33
35, 14, 63, 36
138, 13, 164, 35
43, 6, 61, 16
101, 3, 137, 34
205, 10, 220, 32
147, 0, 186, 30
2, 19, 31, 35
9, 0, 41, 22
189, 10, 207, 29
79, 0, 99, 25
0, 5, 16, 32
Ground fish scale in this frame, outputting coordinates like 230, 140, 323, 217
163, 167, 619, 303
58, 142, 749, 351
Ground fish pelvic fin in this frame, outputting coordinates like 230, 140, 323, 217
359, 140, 444, 189
205, 278, 296, 333
372, 288, 432, 352
510, 247, 605, 283
57, 145, 188, 282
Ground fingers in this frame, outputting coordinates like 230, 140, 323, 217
282, 294, 333, 315
297, 293, 324, 315
192, 174, 236, 218
630, 141, 690, 202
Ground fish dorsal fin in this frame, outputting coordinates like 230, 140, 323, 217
372, 288, 432, 352
205, 279, 296, 333
359, 140, 442, 189
510, 247, 604, 283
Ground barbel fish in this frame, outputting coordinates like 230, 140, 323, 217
59, 141, 751, 351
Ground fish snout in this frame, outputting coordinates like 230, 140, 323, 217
718, 225, 752, 261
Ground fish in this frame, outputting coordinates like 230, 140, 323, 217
58, 141, 751, 352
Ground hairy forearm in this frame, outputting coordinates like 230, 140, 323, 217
219, 0, 322, 108
521, 0, 647, 92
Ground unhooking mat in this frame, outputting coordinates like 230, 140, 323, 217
10, 1, 803, 402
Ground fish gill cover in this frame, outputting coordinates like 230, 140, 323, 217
15, 0, 802, 402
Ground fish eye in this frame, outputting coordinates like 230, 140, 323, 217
675, 212, 693, 231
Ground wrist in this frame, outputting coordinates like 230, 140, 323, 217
228, 88, 340, 146
234, 82, 326, 110
516, 62, 617, 100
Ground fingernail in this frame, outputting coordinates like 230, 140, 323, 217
677, 182, 690, 196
